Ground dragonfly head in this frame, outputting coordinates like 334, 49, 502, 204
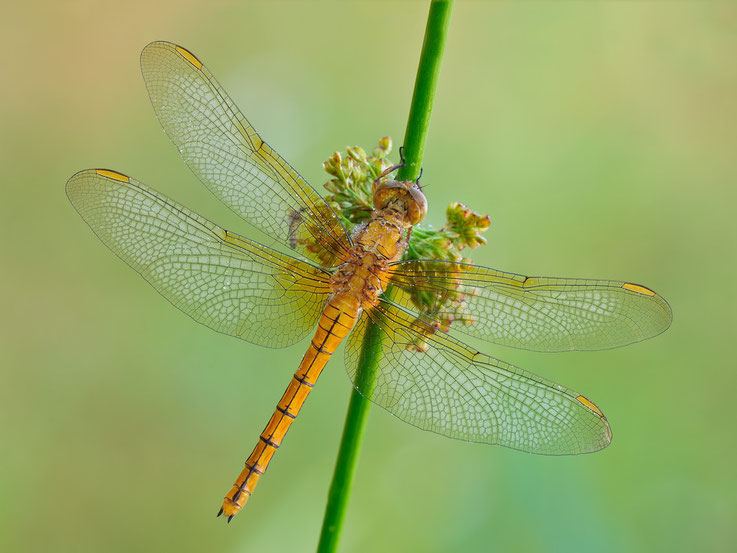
373, 179, 427, 227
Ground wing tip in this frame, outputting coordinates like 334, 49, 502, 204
66, 168, 131, 205
140, 40, 203, 69
575, 394, 613, 454
141, 40, 172, 60
620, 281, 674, 338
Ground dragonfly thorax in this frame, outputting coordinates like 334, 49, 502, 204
331, 210, 410, 308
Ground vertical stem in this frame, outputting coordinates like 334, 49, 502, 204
397, 1, 454, 183
316, 320, 382, 553
317, 2, 453, 552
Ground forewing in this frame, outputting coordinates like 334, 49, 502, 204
140, 41, 351, 267
67, 169, 331, 348
345, 299, 612, 455
387, 259, 672, 352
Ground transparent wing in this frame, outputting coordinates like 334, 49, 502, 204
140, 41, 351, 267
387, 259, 672, 352
67, 169, 332, 348
345, 299, 612, 455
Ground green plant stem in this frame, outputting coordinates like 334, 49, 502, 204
397, 0, 454, 183
316, 318, 383, 553
316, 2, 453, 553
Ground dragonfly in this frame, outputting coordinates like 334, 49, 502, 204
67, 41, 672, 522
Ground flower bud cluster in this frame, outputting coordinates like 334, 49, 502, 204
322, 137, 393, 226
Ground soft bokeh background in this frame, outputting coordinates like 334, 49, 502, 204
2, 1, 735, 552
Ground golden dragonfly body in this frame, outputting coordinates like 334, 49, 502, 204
221, 176, 426, 517
67, 42, 672, 522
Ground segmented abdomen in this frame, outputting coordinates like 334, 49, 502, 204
219, 292, 360, 520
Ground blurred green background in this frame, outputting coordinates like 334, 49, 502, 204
2, 2, 735, 552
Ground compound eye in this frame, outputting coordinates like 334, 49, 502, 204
408, 187, 428, 224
